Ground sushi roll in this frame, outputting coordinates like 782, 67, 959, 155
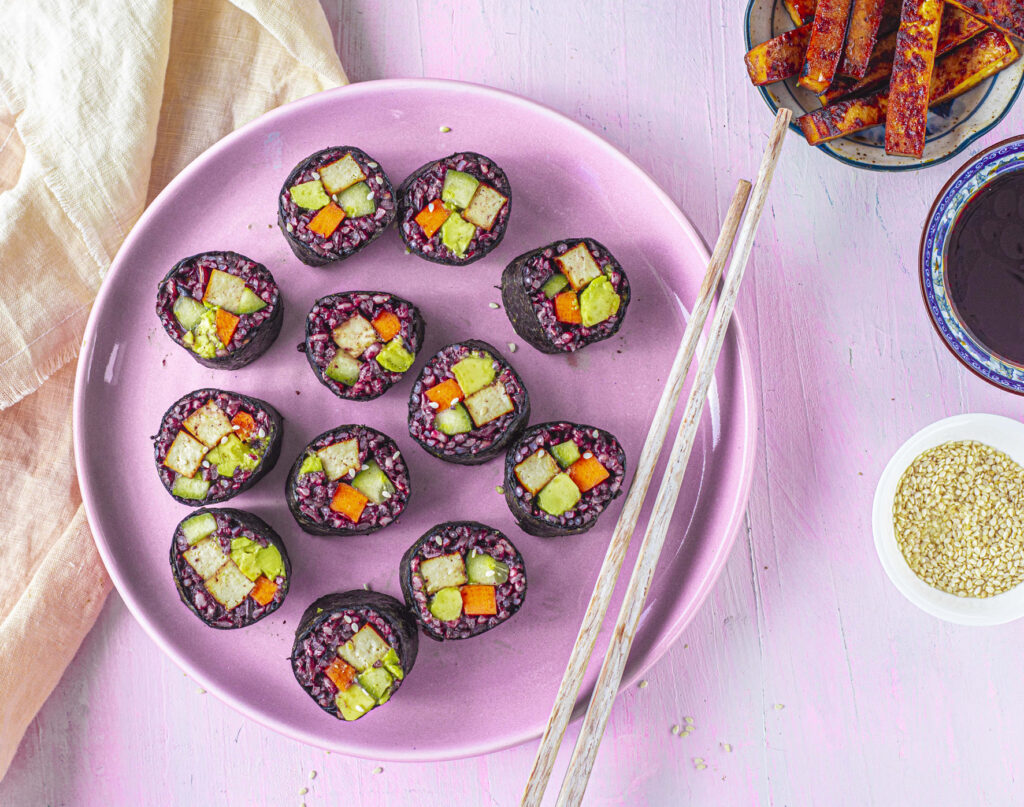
408, 339, 530, 465
278, 146, 397, 267
500, 238, 630, 354
303, 291, 425, 401
504, 421, 626, 537
154, 388, 283, 506
291, 591, 418, 722
399, 521, 527, 641
155, 251, 282, 369
397, 152, 511, 265
285, 425, 411, 536
170, 508, 290, 629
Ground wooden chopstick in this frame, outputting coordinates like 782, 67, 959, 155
519, 180, 754, 806
554, 107, 792, 807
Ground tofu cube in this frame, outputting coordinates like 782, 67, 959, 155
202, 269, 247, 313
317, 438, 361, 481
464, 383, 515, 427
462, 184, 508, 231
183, 400, 234, 448
183, 537, 228, 579
514, 449, 559, 495
319, 153, 367, 195
419, 552, 469, 595
339, 624, 391, 671
332, 314, 379, 359
556, 243, 602, 290
205, 561, 255, 610
163, 430, 209, 478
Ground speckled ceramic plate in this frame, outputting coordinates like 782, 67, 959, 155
744, 0, 1024, 171
921, 135, 1024, 393
73, 79, 757, 761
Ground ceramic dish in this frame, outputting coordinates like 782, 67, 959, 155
73, 79, 757, 761
921, 135, 1024, 393
873, 413, 1024, 625
743, 0, 1024, 171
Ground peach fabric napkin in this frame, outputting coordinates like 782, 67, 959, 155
0, 0, 346, 777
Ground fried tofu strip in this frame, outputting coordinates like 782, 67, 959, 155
745, 24, 812, 85
785, 0, 818, 25
885, 0, 944, 157
799, 30, 1018, 145
840, 0, 889, 77
820, 5, 987, 104
947, 0, 1024, 39
799, 0, 856, 93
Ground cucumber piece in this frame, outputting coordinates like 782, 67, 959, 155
442, 170, 480, 209
351, 460, 395, 504
289, 180, 330, 210
429, 587, 463, 621
181, 512, 217, 544
335, 683, 376, 721
234, 288, 267, 314
381, 648, 404, 680
337, 181, 376, 218
440, 210, 475, 256
326, 351, 362, 386
298, 453, 323, 475
173, 295, 206, 331
541, 274, 569, 299
551, 440, 582, 469
171, 474, 211, 501
435, 403, 472, 435
375, 338, 414, 373
467, 551, 510, 585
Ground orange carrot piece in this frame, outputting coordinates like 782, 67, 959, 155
324, 657, 358, 691
230, 411, 256, 441
308, 202, 346, 238
425, 378, 464, 410
461, 585, 497, 616
554, 291, 582, 325
568, 455, 610, 493
215, 308, 239, 346
330, 483, 369, 523
372, 311, 401, 341
249, 576, 279, 606
414, 200, 450, 238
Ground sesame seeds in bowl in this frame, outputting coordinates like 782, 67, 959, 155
873, 414, 1024, 625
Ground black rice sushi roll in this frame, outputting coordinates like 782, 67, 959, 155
399, 521, 527, 641
408, 339, 529, 465
170, 508, 290, 629
397, 152, 511, 265
278, 146, 397, 266
504, 421, 626, 537
303, 291, 425, 401
500, 238, 630, 354
155, 251, 282, 369
154, 388, 283, 505
285, 425, 410, 536
291, 591, 418, 722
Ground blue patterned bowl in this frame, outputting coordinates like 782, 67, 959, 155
744, 0, 1024, 171
921, 136, 1024, 393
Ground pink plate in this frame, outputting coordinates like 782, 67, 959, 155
73, 79, 756, 761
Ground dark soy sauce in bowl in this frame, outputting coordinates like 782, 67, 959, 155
946, 171, 1024, 366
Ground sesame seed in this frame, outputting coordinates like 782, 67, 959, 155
197, 688, 205, 694
671, 724, 681, 735
299, 787, 308, 795
368, 162, 378, 168
685, 716, 694, 724
439, 125, 451, 133
638, 680, 648, 689
508, 342, 517, 353
774, 703, 785, 710
429, 401, 439, 409
373, 766, 384, 774
496, 485, 505, 494
258, 428, 266, 438
309, 770, 317, 780
489, 302, 500, 309
722, 743, 732, 752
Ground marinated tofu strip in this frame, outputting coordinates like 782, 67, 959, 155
820, 5, 987, 104
799, 30, 1018, 144
840, 0, 889, 77
947, 0, 1024, 39
785, 0, 818, 25
799, 0, 856, 93
885, 0, 944, 157
744, 24, 812, 85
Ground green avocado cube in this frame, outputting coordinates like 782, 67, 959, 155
375, 338, 415, 373
441, 210, 476, 256
441, 170, 480, 209
181, 512, 217, 545
289, 180, 330, 210
428, 587, 463, 621
257, 544, 284, 580
230, 537, 263, 581
171, 474, 211, 501
188, 308, 223, 359
551, 440, 582, 469
172, 295, 206, 331
204, 433, 253, 478
337, 181, 376, 218
537, 473, 582, 517
434, 403, 472, 436
466, 551, 510, 585
336, 683, 376, 721
381, 648, 404, 680
299, 453, 323, 475
326, 351, 362, 386
351, 460, 396, 505
451, 354, 495, 396
357, 666, 395, 702
541, 274, 569, 299
579, 275, 621, 327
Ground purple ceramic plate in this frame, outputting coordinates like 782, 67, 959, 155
73, 79, 756, 761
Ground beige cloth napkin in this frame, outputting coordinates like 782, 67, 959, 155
0, 0, 346, 777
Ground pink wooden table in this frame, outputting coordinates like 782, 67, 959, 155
5, 1, 1024, 804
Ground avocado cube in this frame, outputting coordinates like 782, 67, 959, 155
205, 433, 251, 477
579, 275, 621, 327
205, 561, 256, 610
440, 210, 476, 256
332, 314, 379, 359
234, 287, 267, 315
316, 438, 360, 481
551, 440, 582, 469
556, 243, 602, 291
163, 430, 209, 478
464, 383, 515, 427
357, 666, 395, 702
171, 475, 211, 501
229, 536, 262, 581
337, 181, 376, 218
298, 453, 324, 475
351, 460, 395, 504
441, 170, 480, 209
462, 184, 508, 231
419, 553, 468, 594
434, 403, 473, 436
537, 473, 582, 517
381, 648, 404, 680
375, 338, 415, 373
289, 179, 330, 210
428, 587, 463, 621
189, 309, 223, 359
514, 449, 559, 495
256, 544, 285, 580
181, 512, 217, 545
183, 400, 234, 448
203, 268, 248, 313
335, 683, 376, 721
183, 537, 228, 579
451, 354, 496, 396
172, 295, 206, 331
319, 153, 367, 195
466, 551, 510, 585
339, 624, 391, 671
325, 351, 362, 386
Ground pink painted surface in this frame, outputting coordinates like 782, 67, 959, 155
6, 1, 1024, 804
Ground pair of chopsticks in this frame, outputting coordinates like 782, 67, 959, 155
522, 107, 792, 807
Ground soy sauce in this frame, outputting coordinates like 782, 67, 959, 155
946, 171, 1024, 365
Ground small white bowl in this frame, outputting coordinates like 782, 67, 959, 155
873, 413, 1024, 625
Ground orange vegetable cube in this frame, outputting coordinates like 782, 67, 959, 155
230, 411, 256, 441
308, 202, 346, 238
568, 455, 610, 493
414, 200, 450, 238
461, 584, 497, 616
215, 308, 239, 346
372, 311, 402, 342
425, 378, 464, 410
324, 657, 357, 691
330, 483, 369, 523
554, 291, 582, 325
249, 576, 279, 606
